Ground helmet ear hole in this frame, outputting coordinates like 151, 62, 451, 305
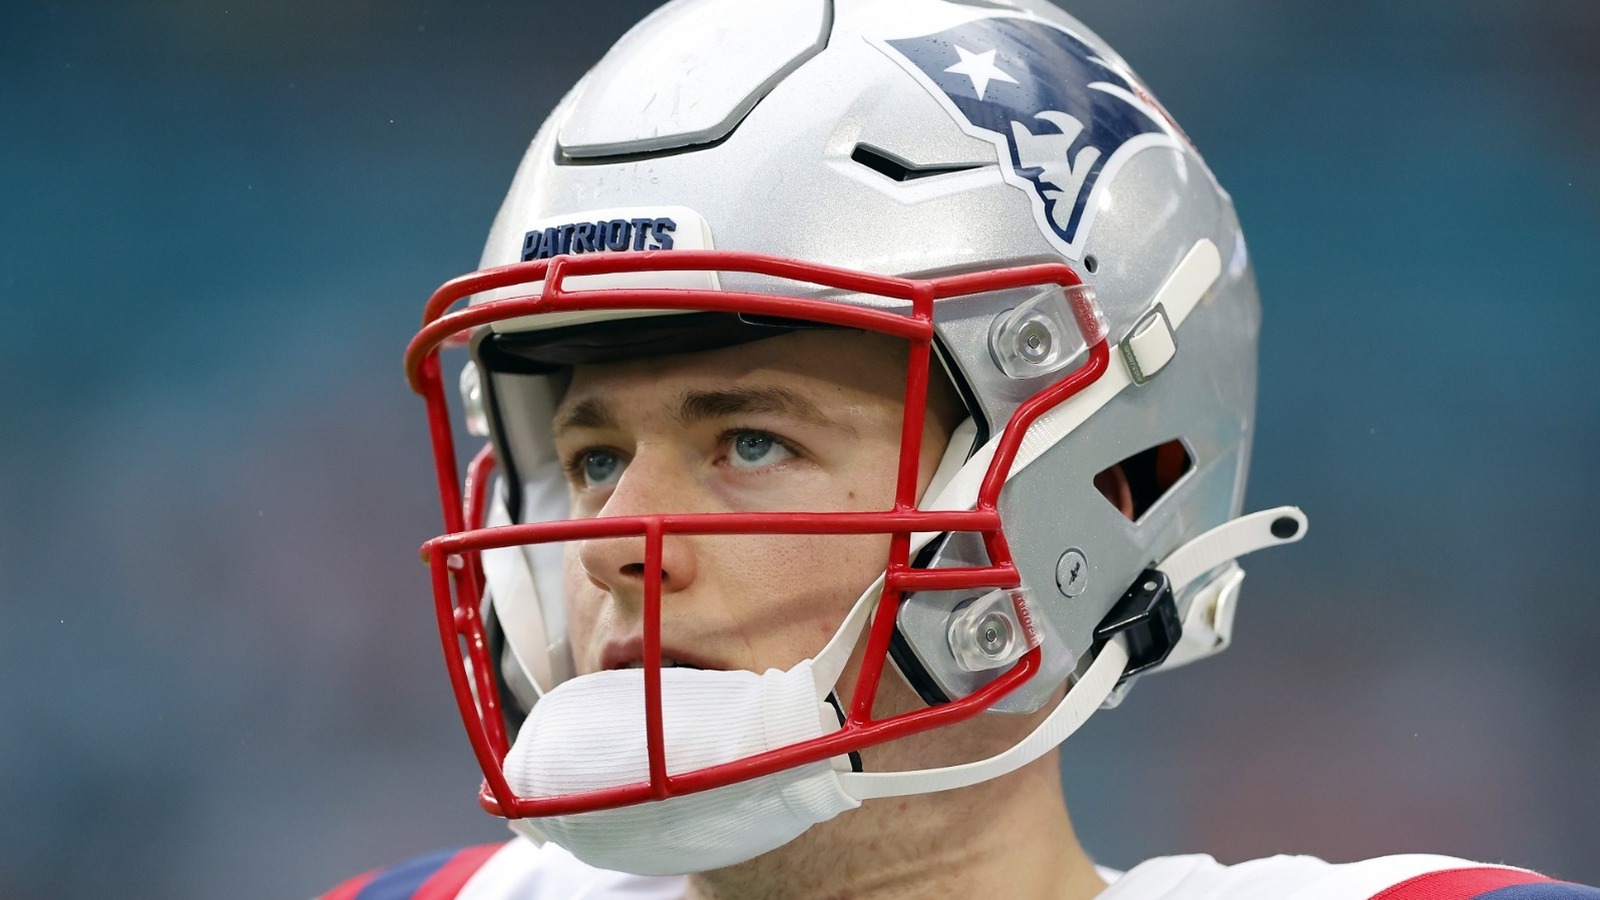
1097, 439, 1194, 522
1093, 465, 1135, 520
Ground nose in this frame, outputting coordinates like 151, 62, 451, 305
575, 454, 699, 604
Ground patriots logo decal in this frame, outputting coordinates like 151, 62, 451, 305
876, 16, 1186, 259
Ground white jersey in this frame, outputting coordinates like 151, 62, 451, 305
323, 836, 1596, 900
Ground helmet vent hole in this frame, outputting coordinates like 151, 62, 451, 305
1083, 254, 1099, 274
1095, 439, 1193, 522
849, 143, 985, 182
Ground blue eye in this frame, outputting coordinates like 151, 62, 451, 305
727, 431, 793, 469
735, 433, 772, 462
580, 450, 624, 487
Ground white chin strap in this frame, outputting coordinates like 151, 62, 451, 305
825, 504, 1306, 801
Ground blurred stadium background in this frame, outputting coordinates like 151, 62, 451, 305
1, 1, 1596, 896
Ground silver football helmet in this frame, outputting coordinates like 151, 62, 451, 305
406, 0, 1305, 823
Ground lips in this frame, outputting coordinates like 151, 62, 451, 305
598, 636, 718, 672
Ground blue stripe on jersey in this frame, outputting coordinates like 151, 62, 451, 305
1475, 884, 1600, 900
353, 848, 458, 900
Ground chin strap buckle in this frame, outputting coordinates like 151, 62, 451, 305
1092, 569, 1180, 685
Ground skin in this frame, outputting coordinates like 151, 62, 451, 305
551, 328, 1109, 900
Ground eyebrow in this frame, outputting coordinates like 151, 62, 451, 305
552, 385, 850, 436
674, 386, 838, 429
552, 396, 617, 435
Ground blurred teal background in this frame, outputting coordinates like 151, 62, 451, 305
1, 2, 1596, 897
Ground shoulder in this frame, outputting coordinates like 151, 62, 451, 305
320, 844, 502, 900
319, 837, 686, 900
1100, 854, 1600, 900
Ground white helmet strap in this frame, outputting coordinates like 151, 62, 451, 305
835, 504, 1305, 800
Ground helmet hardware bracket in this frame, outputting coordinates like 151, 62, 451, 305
1091, 568, 1180, 684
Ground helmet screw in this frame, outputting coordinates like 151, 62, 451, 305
1056, 548, 1088, 598
976, 612, 1013, 657
1017, 319, 1053, 362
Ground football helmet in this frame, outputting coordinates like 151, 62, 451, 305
405, 0, 1304, 857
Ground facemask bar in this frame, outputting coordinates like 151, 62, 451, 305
404, 249, 1109, 820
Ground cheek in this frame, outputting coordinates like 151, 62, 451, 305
561, 544, 603, 674
713, 532, 892, 659
917, 415, 957, 498
707, 455, 905, 663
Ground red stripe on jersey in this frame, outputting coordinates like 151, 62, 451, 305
413, 844, 503, 900
320, 869, 377, 900
1371, 867, 1552, 900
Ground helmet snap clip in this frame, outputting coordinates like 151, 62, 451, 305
946, 588, 1045, 673
988, 284, 1097, 380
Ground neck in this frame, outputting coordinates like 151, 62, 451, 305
683, 752, 1104, 900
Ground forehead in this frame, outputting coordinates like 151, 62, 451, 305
554, 329, 911, 419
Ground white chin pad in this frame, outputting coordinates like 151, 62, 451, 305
503, 663, 859, 876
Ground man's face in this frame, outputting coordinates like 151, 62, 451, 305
550, 329, 959, 678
